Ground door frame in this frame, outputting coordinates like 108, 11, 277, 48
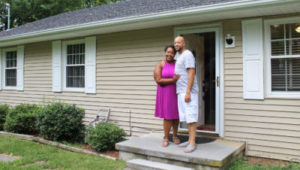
174, 24, 224, 137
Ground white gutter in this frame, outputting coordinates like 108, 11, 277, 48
0, 0, 298, 44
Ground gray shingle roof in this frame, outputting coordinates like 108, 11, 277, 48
0, 0, 239, 38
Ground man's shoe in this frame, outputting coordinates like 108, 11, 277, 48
178, 141, 189, 147
184, 144, 196, 153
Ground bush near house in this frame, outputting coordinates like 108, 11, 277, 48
2, 102, 128, 154
85, 122, 127, 152
0, 104, 9, 130
4, 104, 40, 135
37, 102, 85, 142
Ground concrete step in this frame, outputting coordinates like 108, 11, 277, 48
127, 159, 193, 170
116, 133, 245, 170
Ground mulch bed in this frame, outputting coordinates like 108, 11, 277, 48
82, 144, 119, 159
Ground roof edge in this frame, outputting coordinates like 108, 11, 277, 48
0, 0, 297, 45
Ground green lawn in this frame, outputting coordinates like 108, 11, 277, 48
0, 135, 126, 170
1, 134, 299, 170
228, 157, 300, 170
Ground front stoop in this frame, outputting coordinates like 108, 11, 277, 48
116, 133, 245, 170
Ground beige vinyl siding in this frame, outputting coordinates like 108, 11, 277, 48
0, 27, 173, 136
223, 19, 300, 162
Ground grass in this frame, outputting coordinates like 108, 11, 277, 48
2, 134, 299, 170
228, 157, 300, 170
0, 135, 126, 170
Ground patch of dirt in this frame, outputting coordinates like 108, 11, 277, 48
103, 150, 119, 158
82, 144, 119, 159
247, 156, 290, 167
84, 144, 94, 151
0, 153, 21, 162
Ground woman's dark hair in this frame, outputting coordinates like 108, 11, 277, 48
164, 45, 176, 53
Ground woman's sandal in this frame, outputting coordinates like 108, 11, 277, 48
173, 136, 181, 145
162, 138, 169, 147
184, 144, 197, 153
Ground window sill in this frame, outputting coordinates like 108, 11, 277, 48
2, 87, 17, 90
63, 87, 85, 92
266, 92, 300, 99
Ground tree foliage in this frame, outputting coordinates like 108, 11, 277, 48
0, 0, 118, 30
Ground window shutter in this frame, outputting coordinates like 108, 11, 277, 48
0, 49, 2, 90
17, 46, 24, 91
242, 18, 264, 99
52, 41, 62, 92
85, 36, 97, 94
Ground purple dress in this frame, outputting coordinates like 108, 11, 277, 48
155, 61, 179, 120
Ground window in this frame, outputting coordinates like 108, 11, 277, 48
1, 46, 24, 91
66, 43, 85, 88
266, 18, 300, 97
1, 48, 19, 90
56, 37, 95, 93
5, 51, 17, 87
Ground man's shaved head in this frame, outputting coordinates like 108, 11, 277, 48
174, 36, 186, 53
175, 36, 185, 43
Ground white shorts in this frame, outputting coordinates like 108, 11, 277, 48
177, 93, 198, 123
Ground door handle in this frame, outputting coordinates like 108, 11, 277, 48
216, 76, 220, 87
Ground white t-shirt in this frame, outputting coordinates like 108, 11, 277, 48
174, 50, 199, 94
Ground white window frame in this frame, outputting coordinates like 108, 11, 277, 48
265, 16, 300, 98
62, 39, 85, 92
1, 47, 17, 90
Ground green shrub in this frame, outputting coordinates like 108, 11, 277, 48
0, 104, 9, 130
37, 102, 85, 142
4, 104, 40, 134
85, 122, 127, 152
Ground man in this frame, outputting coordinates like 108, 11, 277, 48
174, 36, 199, 153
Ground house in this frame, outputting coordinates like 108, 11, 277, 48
0, 0, 299, 162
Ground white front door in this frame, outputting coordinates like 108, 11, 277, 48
174, 25, 223, 136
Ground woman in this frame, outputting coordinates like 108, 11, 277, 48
154, 45, 180, 147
